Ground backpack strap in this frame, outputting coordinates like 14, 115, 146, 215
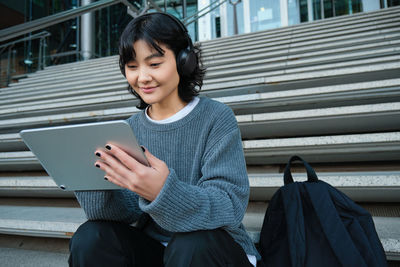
281, 184, 307, 267
284, 155, 318, 185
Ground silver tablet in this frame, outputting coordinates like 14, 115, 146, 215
20, 120, 149, 191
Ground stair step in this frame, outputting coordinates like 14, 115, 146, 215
0, 106, 137, 132
218, 78, 400, 113
1, 132, 399, 170
243, 132, 400, 164
248, 170, 400, 202
0, 246, 69, 267
1, 170, 399, 201
237, 102, 400, 138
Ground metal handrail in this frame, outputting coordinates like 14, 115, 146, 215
0, 31, 51, 86
0, 31, 51, 54
0, 0, 139, 43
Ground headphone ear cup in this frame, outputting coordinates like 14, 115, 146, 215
177, 48, 197, 76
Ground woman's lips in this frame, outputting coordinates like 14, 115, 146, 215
140, 87, 157, 94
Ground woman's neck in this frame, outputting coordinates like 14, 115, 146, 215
147, 99, 187, 121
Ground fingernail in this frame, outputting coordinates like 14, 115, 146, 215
95, 152, 101, 157
95, 164, 100, 168
105, 145, 111, 150
104, 177, 108, 180
141, 146, 145, 152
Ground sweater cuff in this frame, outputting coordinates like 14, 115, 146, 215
138, 168, 185, 221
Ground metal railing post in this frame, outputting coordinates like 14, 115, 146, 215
81, 0, 95, 60
12, 49, 16, 74
183, 0, 187, 18
38, 38, 43, 70
184, 0, 228, 26
6, 46, 12, 85
43, 38, 47, 68
320, 0, 325, 19
229, 0, 241, 35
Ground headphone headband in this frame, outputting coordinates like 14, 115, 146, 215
138, 12, 190, 38
149, 12, 187, 32
132, 12, 197, 76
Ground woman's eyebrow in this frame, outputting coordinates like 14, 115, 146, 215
145, 52, 164, 61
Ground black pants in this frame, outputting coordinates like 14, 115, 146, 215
69, 220, 254, 267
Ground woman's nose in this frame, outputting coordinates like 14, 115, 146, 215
138, 68, 152, 83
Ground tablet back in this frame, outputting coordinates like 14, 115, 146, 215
20, 120, 148, 191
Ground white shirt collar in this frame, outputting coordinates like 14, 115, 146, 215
145, 97, 200, 124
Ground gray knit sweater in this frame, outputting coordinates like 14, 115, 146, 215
75, 96, 260, 259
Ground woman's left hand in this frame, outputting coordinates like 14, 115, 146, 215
94, 144, 169, 201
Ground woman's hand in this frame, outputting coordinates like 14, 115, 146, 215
94, 144, 169, 201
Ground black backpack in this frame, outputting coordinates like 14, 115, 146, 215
258, 155, 387, 267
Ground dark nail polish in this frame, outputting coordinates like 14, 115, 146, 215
105, 145, 111, 150
104, 177, 108, 180
95, 152, 101, 157
95, 164, 100, 168
141, 146, 145, 152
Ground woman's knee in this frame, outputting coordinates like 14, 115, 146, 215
70, 221, 111, 253
168, 230, 215, 253
69, 221, 134, 267
70, 220, 131, 263
164, 229, 251, 267
164, 229, 224, 265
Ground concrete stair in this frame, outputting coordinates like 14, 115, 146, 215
0, 6, 400, 265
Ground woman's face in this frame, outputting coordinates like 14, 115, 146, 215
124, 40, 181, 109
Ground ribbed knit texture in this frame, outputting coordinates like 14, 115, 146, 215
75, 97, 260, 259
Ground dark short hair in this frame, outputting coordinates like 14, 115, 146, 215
119, 13, 206, 109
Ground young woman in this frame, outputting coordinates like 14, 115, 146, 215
69, 12, 260, 267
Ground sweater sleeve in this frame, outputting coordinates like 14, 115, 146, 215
75, 189, 143, 224
138, 127, 249, 232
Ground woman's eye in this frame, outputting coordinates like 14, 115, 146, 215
127, 65, 137, 69
150, 63, 161, 67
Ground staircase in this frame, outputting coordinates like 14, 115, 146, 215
0, 6, 399, 266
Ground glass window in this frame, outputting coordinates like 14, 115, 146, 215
288, 0, 300, 25
313, 0, 322, 19
287, 0, 310, 25
312, 0, 363, 20
387, 0, 400, 6
362, 0, 380, 12
324, 0, 334, 18
210, 7, 221, 39
184, 3, 198, 42
334, 0, 362, 16
299, 0, 309, 22
250, 0, 281, 32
